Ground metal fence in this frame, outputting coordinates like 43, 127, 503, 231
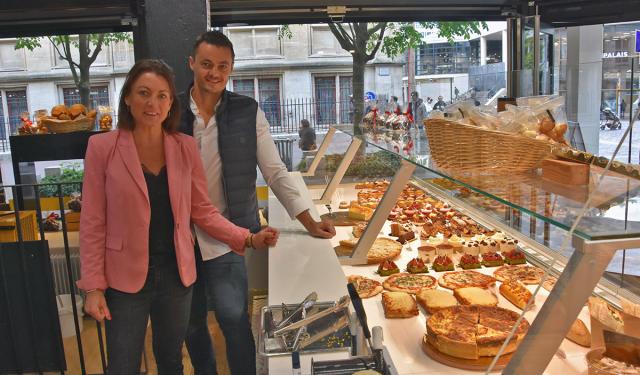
264, 98, 353, 135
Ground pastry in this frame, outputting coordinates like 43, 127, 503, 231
416, 289, 457, 314
406, 258, 429, 274
377, 259, 400, 276
383, 272, 437, 293
499, 280, 533, 310
458, 254, 481, 270
503, 249, 526, 265
436, 244, 454, 257
481, 252, 504, 267
382, 292, 419, 318
566, 318, 590, 347
432, 255, 454, 272
454, 287, 499, 307
339, 201, 350, 209
418, 245, 436, 263
347, 275, 383, 299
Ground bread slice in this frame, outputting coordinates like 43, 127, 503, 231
454, 287, 498, 307
499, 280, 533, 310
416, 289, 457, 314
382, 292, 419, 318
566, 319, 590, 347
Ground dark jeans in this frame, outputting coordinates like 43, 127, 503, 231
185, 251, 255, 375
105, 261, 193, 375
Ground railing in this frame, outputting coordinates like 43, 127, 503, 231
262, 98, 353, 135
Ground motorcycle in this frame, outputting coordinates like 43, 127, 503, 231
600, 107, 622, 130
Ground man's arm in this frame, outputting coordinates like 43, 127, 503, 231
255, 109, 336, 238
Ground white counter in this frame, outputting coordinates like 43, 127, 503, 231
266, 175, 590, 375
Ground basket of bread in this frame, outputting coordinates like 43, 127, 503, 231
40, 104, 97, 133
423, 96, 572, 175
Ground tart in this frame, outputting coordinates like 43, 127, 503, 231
407, 257, 429, 274
481, 252, 504, 267
377, 259, 400, 276
432, 255, 455, 272
503, 249, 526, 265
459, 254, 481, 270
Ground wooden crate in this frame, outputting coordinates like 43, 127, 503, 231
0, 211, 39, 242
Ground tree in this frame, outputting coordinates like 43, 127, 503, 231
15, 33, 132, 107
282, 22, 486, 130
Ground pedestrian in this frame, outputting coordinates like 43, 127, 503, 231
298, 119, 316, 151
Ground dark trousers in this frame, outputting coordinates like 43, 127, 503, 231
185, 251, 256, 375
105, 261, 193, 375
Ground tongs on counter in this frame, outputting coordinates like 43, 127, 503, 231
273, 294, 351, 337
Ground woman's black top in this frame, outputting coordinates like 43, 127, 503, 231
143, 165, 176, 266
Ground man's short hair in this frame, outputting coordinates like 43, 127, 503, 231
411, 91, 418, 97
193, 31, 235, 62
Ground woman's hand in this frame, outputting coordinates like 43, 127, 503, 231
84, 290, 111, 322
251, 227, 280, 250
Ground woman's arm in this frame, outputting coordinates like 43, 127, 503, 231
77, 137, 109, 292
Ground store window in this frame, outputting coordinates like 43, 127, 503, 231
227, 27, 281, 59
314, 75, 352, 125
310, 26, 349, 56
0, 41, 26, 71
62, 85, 110, 109
0, 89, 28, 139
231, 77, 282, 126
417, 41, 479, 75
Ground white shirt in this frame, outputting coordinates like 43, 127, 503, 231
190, 92, 308, 261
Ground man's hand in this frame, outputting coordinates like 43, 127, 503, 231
297, 210, 336, 239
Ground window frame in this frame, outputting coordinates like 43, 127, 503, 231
0, 86, 29, 139
226, 26, 283, 60
57, 82, 113, 109
309, 24, 351, 58
0, 39, 27, 72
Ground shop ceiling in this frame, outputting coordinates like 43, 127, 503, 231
1, 0, 640, 38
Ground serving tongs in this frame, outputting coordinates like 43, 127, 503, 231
273, 291, 318, 333
273, 295, 351, 337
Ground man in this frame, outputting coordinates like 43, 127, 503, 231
407, 91, 427, 128
180, 31, 336, 375
433, 95, 447, 112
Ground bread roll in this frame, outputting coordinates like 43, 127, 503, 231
51, 104, 69, 118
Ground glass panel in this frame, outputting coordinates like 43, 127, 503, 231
254, 29, 280, 56
0, 92, 6, 139
6, 90, 28, 135
232, 78, 255, 98
258, 78, 281, 127
62, 86, 110, 109
315, 76, 336, 125
339, 76, 352, 124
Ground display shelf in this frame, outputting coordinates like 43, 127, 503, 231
323, 126, 640, 373
335, 125, 640, 241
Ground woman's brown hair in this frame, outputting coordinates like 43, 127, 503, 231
117, 59, 181, 132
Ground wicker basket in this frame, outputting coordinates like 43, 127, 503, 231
41, 117, 95, 133
424, 118, 552, 174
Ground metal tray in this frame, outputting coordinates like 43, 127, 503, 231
258, 301, 352, 357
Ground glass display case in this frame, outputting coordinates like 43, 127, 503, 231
292, 122, 640, 374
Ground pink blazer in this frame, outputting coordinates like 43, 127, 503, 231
77, 129, 250, 293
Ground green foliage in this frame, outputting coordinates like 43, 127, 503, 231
325, 151, 402, 178
38, 163, 84, 197
15, 33, 132, 52
277, 25, 293, 40
381, 21, 488, 58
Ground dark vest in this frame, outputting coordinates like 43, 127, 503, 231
180, 88, 261, 233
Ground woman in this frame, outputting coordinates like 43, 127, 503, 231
77, 59, 279, 374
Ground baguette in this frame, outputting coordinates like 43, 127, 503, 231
566, 319, 590, 347
499, 280, 533, 310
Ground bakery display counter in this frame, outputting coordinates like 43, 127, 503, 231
283, 126, 640, 374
